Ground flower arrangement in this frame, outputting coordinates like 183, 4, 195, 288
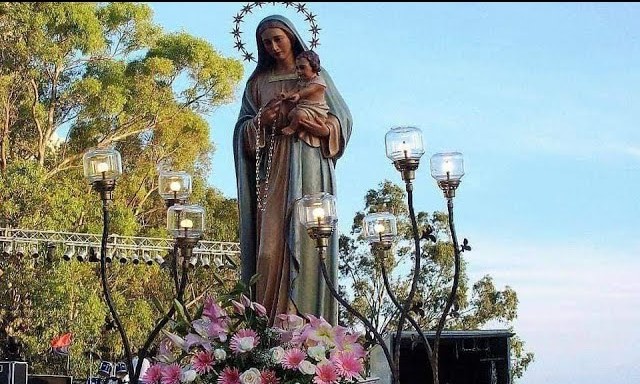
142, 293, 368, 384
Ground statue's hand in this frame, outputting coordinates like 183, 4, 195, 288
299, 114, 333, 137
260, 98, 282, 129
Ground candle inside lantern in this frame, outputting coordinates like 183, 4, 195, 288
442, 159, 453, 176
374, 223, 385, 233
312, 207, 325, 225
399, 140, 409, 159
96, 162, 109, 174
180, 218, 193, 229
169, 180, 181, 192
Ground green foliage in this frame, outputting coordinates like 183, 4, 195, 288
0, 2, 243, 378
339, 179, 534, 379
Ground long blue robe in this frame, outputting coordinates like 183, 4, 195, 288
232, 15, 352, 324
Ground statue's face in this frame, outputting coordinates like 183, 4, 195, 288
261, 27, 292, 61
295, 57, 315, 81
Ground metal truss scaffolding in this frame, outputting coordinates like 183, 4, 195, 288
0, 227, 240, 273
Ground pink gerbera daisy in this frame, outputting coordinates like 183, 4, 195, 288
217, 366, 241, 384
281, 348, 306, 370
314, 362, 339, 384
160, 363, 182, 384
331, 351, 363, 380
229, 329, 260, 353
191, 350, 215, 374
260, 369, 280, 384
141, 364, 163, 384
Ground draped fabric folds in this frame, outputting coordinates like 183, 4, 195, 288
232, 15, 352, 325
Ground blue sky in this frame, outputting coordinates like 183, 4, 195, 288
147, 3, 640, 383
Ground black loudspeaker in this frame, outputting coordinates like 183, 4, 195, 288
0, 362, 28, 384
27, 375, 72, 384
370, 330, 513, 384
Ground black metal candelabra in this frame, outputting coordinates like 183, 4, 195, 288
94, 190, 199, 384
304, 143, 468, 384
86, 151, 202, 384
93, 179, 135, 383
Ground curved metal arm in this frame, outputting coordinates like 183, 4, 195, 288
317, 247, 398, 384
177, 238, 195, 323
100, 201, 134, 380
430, 197, 462, 384
380, 261, 434, 371
172, 246, 180, 295
132, 242, 180, 384
392, 181, 423, 378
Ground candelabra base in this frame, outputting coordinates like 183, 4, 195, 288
92, 179, 116, 201
165, 198, 186, 208
307, 225, 333, 255
437, 180, 460, 198
176, 236, 200, 249
393, 158, 420, 182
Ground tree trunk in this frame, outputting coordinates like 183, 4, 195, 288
1, 89, 12, 172
1, 107, 8, 172
29, 79, 45, 166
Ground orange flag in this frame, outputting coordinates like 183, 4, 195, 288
51, 332, 73, 356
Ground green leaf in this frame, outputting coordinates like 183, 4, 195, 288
150, 294, 165, 313
173, 299, 190, 325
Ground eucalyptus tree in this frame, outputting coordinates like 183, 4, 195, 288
0, 2, 243, 375
338, 180, 534, 381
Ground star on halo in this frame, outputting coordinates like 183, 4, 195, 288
243, 52, 255, 62
309, 24, 321, 35
232, 2, 321, 64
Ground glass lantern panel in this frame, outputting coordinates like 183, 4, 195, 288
167, 204, 205, 239
297, 192, 338, 229
363, 212, 397, 244
83, 148, 123, 183
385, 126, 425, 161
158, 170, 192, 200
430, 152, 464, 181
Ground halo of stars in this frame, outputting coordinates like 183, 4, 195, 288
231, 2, 321, 63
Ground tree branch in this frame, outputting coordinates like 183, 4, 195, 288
29, 79, 44, 165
